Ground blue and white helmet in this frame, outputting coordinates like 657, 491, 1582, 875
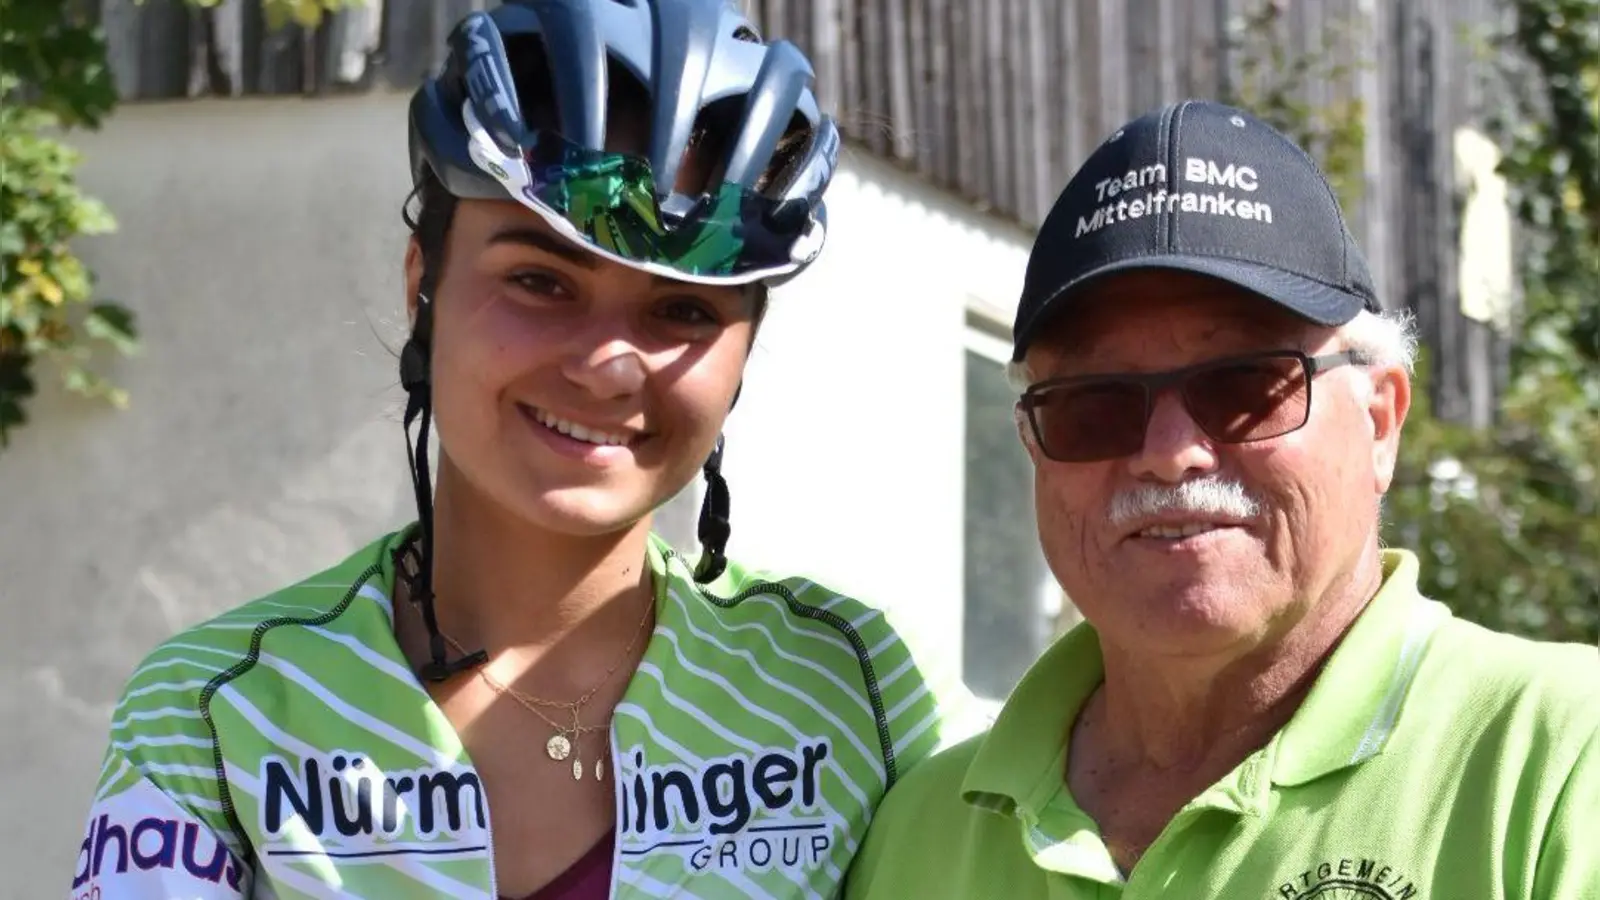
407, 0, 841, 287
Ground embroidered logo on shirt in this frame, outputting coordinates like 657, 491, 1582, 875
1273, 858, 1421, 899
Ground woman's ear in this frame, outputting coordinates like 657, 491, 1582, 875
404, 238, 425, 330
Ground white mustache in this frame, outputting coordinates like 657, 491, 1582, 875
1107, 476, 1263, 527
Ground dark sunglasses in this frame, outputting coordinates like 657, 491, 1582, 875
1018, 350, 1368, 463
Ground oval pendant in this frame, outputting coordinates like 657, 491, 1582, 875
595, 756, 605, 781
572, 758, 584, 780
546, 733, 572, 761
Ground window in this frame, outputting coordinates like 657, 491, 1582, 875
961, 320, 1071, 701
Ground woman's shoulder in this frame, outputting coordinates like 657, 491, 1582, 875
648, 537, 989, 781
652, 537, 912, 656
114, 530, 403, 717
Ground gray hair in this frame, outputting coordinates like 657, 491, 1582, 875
1338, 308, 1419, 374
1004, 307, 1420, 392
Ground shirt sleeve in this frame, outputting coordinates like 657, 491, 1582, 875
69, 738, 252, 899
1530, 720, 1599, 900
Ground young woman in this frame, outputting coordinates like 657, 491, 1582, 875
70, 2, 952, 898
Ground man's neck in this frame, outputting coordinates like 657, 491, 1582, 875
417, 457, 657, 694
1091, 546, 1386, 772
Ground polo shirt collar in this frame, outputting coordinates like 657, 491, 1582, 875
1271, 548, 1450, 785
960, 549, 1450, 815
961, 618, 1102, 816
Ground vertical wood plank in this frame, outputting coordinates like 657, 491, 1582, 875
380, 0, 437, 88
1075, 0, 1104, 153
988, 0, 1013, 215
250, 0, 306, 96
765, 0, 786, 38
1127, 0, 1157, 113
1021, 0, 1052, 225
1431, 0, 1468, 424
927, 0, 953, 185
809, 0, 842, 116
858, 0, 889, 155
884, 0, 916, 163
1215, 0, 1236, 101
1157, 0, 1179, 104
980, 0, 1006, 211
836, 0, 860, 141
1057, 0, 1086, 179
954, 0, 983, 202
905, 0, 934, 175
101, 0, 193, 99
1180, 0, 1223, 100
1099, 0, 1129, 127
786, 0, 808, 45
1357, 0, 1394, 310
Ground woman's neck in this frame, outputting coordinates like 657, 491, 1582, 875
413, 457, 658, 694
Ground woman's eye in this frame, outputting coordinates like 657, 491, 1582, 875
660, 299, 719, 326
508, 271, 569, 298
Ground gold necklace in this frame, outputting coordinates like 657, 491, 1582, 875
423, 592, 655, 782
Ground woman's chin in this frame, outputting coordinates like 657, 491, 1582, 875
516, 486, 657, 538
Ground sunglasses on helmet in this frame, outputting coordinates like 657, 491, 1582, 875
461, 104, 824, 287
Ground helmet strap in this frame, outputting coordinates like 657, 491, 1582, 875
694, 434, 731, 583
397, 295, 488, 682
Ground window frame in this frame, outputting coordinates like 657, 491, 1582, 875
959, 300, 1081, 700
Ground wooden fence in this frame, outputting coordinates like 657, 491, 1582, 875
94, 0, 1519, 425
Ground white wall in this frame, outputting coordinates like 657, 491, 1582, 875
724, 149, 1031, 669
0, 90, 1031, 895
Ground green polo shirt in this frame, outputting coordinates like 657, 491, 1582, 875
845, 550, 1599, 900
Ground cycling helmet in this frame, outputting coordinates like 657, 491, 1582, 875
398, 0, 837, 682
407, 0, 840, 287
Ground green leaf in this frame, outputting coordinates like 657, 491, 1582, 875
84, 303, 139, 355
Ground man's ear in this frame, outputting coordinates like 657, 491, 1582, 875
404, 238, 425, 330
1370, 364, 1412, 494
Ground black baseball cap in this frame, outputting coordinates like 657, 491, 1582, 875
1011, 99, 1381, 362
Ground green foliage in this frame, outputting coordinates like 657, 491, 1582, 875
1385, 351, 1599, 642
0, 0, 358, 448
1467, 0, 1600, 641
1491, 0, 1600, 394
1226, 0, 1600, 642
0, 1, 133, 445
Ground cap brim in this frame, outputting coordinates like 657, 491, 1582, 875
1012, 255, 1370, 361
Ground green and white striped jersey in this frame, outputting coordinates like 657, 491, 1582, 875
72, 528, 954, 899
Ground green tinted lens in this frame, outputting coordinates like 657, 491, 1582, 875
524, 136, 795, 278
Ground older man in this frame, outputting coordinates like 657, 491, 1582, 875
845, 100, 1598, 899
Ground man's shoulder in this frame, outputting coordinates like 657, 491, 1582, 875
846, 730, 1024, 898
877, 728, 989, 815
1424, 610, 1600, 730
1403, 609, 1600, 786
